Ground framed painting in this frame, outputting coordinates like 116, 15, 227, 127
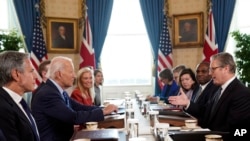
47, 18, 78, 53
173, 12, 204, 48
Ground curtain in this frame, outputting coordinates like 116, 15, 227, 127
139, 0, 164, 94
86, 0, 114, 68
13, 0, 38, 52
212, 0, 236, 52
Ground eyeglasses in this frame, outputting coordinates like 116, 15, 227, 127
209, 66, 223, 72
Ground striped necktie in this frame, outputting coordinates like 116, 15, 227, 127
20, 99, 40, 141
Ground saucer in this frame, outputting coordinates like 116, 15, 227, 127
181, 125, 201, 130
168, 126, 181, 130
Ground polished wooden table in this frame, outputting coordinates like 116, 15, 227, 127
71, 129, 126, 141
150, 104, 196, 126
98, 114, 125, 128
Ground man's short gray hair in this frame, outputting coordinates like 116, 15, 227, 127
0, 51, 29, 86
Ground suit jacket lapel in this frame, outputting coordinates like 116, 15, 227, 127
208, 78, 237, 122
0, 88, 36, 135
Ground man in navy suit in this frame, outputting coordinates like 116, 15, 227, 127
191, 61, 220, 126
31, 56, 118, 141
168, 52, 250, 140
0, 51, 40, 141
193, 61, 220, 105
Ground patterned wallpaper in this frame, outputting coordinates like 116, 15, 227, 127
44, 0, 208, 71
167, 0, 207, 69
43, 0, 83, 70
44, 0, 81, 18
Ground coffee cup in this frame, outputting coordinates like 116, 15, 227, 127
205, 134, 223, 141
185, 119, 197, 128
86, 122, 98, 130
73, 139, 90, 141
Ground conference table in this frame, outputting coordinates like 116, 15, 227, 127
149, 104, 195, 126
71, 98, 229, 141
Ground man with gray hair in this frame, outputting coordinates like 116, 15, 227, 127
0, 51, 40, 141
169, 52, 250, 139
31, 56, 118, 141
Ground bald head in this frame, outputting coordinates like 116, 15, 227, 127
196, 61, 211, 85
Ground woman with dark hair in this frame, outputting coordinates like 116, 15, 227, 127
147, 68, 179, 104
179, 68, 199, 101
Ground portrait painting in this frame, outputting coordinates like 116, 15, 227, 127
173, 12, 203, 48
47, 18, 78, 53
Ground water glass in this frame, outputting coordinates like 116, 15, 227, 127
142, 101, 150, 115
148, 110, 159, 133
155, 123, 169, 138
125, 100, 133, 109
127, 118, 139, 138
126, 109, 135, 120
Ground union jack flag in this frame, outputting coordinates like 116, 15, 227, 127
202, 9, 218, 62
79, 13, 95, 69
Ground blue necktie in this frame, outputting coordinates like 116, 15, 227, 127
62, 91, 70, 107
20, 99, 40, 141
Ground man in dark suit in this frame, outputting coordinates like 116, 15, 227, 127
0, 129, 6, 141
0, 51, 40, 141
31, 56, 118, 141
191, 61, 220, 126
168, 52, 250, 140
193, 61, 219, 105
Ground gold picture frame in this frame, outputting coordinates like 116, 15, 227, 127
173, 12, 204, 48
47, 18, 78, 53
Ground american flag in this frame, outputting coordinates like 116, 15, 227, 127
79, 13, 95, 69
202, 9, 218, 62
157, 16, 173, 88
30, 12, 48, 86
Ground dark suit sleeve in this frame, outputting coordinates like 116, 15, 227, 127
0, 105, 21, 141
32, 88, 104, 125
0, 129, 6, 141
0, 92, 36, 141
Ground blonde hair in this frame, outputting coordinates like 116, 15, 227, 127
76, 67, 95, 100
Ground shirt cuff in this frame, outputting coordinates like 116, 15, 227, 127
184, 101, 191, 110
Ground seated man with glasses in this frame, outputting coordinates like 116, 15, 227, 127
168, 52, 250, 140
